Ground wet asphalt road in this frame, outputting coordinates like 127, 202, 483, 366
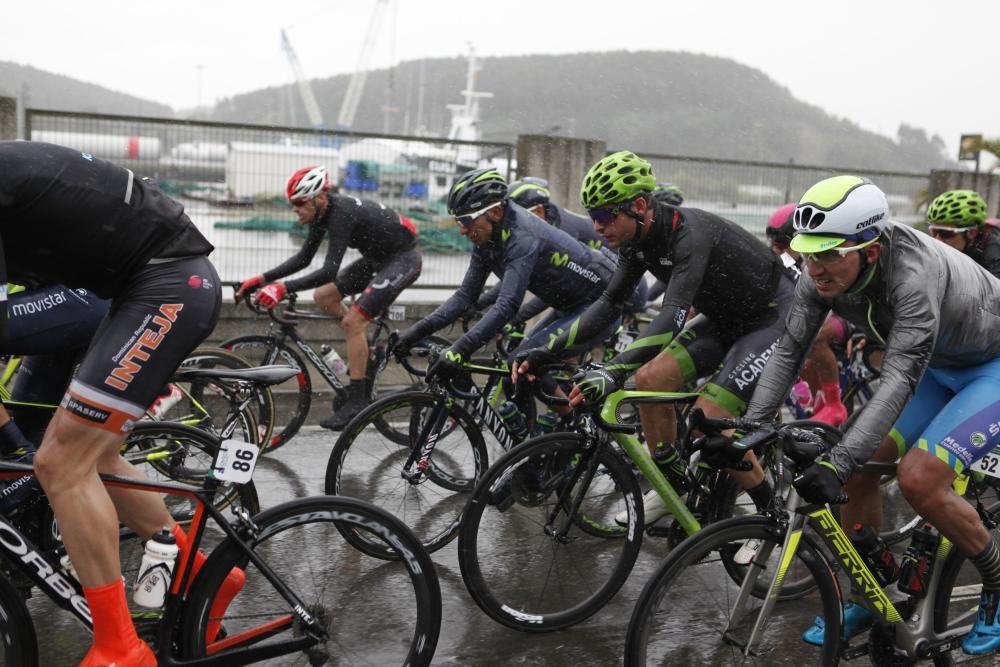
25, 427, 994, 666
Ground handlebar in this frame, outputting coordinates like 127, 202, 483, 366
232, 282, 344, 327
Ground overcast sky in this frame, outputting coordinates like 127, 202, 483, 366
1, 0, 995, 157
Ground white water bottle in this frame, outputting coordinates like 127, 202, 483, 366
134, 527, 179, 608
321, 344, 349, 377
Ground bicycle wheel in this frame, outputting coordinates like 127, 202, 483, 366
222, 335, 311, 451
173, 346, 276, 449
325, 390, 487, 558
625, 515, 842, 666
368, 334, 453, 446
458, 432, 643, 632
179, 496, 442, 667
0, 573, 38, 666
122, 422, 261, 520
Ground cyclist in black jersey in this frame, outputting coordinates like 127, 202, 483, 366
395, 167, 621, 408
0, 140, 230, 666
926, 189, 1000, 278
513, 151, 793, 525
236, 166, 422, 431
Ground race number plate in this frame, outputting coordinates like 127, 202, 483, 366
212, 439, 260, 484
387, 305, 406, 321
974, 448, 1000, 479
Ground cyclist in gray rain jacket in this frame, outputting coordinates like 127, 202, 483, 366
742, 175, 1000, 654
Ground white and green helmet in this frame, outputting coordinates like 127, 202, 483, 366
790, 175, 889, 254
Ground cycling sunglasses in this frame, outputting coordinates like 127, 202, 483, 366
928, 224, 975, 240
800, 238, 878, 265
588, 204, 627, 226
455, 201, 502, 227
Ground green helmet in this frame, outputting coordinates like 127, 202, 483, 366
927, 190, 987, 227
580, 151, 656, 209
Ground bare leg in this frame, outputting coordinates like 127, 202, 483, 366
840, 435, 897, 531
635, 352, 684, 456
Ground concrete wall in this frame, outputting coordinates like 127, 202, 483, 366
0, 97, 16, 141
516, 135, 606, 211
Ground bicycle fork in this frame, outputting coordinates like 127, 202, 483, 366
401, 399, 453, 484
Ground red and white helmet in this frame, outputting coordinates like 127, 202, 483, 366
286, 166, 331, 202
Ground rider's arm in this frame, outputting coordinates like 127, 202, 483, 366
409, 252, 491, 340
826, 279, 940, 480
0, 243, 7, 340
282, 217, 351, 293
452, 234, 539, 357
475, 283, 501, 310
261, 222, 324, 284
744, 277, 830, 420
600, 227, 710, 375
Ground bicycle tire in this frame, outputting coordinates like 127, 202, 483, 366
325, 390, 487, 558
458, 432, 643, 632
368, 334, 454, 446
121, 422, 261, 520
222, 335, 312, 451
178, 495, 442, 667
176, 346, 276, 450
625, 515, 842, 666
0, 572, 38, 666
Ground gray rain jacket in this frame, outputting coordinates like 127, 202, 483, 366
745, 222, 1000, 479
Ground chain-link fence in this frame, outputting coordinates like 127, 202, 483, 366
640, 152, 929, 238
25, 109, 515, 287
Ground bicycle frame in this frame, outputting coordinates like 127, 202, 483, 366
731, 482, 972, 660
0, 462, 326, 666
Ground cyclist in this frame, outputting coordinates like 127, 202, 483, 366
0, 140, 241, 665
492, 176, 648, 331
394, 167, 621, 408
765, 203, 851, 426
926, 189, 1000, 278
743, 175, 1000, 654
236, 166, 422, 431
514, 151, 794, 525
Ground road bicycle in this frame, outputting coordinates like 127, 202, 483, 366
224, 289, 447, 449
624, 415, 1000, 666
455, 378, 839, 633
0, 421, 442, 665
324, 348, 546, 558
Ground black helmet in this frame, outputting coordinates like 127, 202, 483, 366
652, 181, 684, 206
508, 177, 551, 209
447, 167, 508, 215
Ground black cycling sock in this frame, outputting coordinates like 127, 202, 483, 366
970, 539, 1000, 594
0, 421, 35, 457
746, 480, 775, 512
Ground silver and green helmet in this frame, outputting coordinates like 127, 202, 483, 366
580, 151, 656, 210
447, 167, 508, 215
790, 175, 889, 254
652, 181, 684, 206
509, 177, 551, 209
927, 190, 987, 227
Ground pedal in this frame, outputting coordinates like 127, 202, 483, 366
645, 524, 671, 538
841, 640, 870, 660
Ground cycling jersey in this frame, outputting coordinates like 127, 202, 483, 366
0, 142, 220, 433
745, 222, 1000, 479
547, 202, 787, 378
263, 194, 418, 293
3, 285, 108, 355
414, 202, 616, 357
965, 226, 1000, 279
0, 142, 213, 302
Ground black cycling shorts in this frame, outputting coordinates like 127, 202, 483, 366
63, 256, 221, 434
335, 248, 422, 320
664, 277, 794, 415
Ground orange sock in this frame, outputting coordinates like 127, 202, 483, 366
171, 524, 246, 643
80, 578, 155, 666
